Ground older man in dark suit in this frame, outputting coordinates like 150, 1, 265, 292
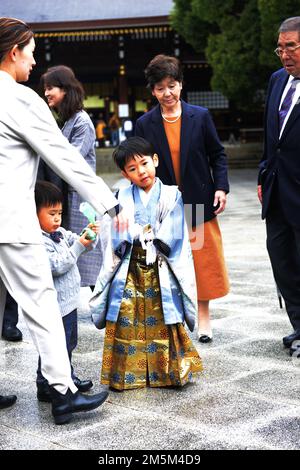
258, 17, 300, 357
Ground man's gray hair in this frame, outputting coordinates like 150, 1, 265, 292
279, 17, 300, 33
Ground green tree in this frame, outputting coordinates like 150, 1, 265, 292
171, 0, 300, 109
170, 0, 211, 52
171, 0, 264, 108
205, 0, 264, 108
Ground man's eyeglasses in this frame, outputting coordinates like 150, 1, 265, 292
274, 44, 300, 56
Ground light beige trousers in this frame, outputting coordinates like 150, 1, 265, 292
0, 243, 77, 394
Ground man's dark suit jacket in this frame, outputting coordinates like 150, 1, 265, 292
135, 100, 229, 223
259, 68, 300, 226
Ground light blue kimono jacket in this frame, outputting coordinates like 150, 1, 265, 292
90, 179, 197, 331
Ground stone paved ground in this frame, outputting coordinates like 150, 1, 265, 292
0, 169, 299, 450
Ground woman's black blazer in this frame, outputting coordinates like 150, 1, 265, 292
135, 100, 229, 223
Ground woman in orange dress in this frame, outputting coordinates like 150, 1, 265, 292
135, 54, 230, 342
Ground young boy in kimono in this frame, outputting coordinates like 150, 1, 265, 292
90, 136, 202, 390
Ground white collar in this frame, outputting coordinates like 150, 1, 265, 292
137, 179, 157, 206
0, 70, 15, 82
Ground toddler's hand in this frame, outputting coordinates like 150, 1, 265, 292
88, 221, 100, 235
79, 231, 94, 247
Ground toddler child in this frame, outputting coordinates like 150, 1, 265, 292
35, 180, 99, 401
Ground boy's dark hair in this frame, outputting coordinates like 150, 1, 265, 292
145, 54, 183, 90
113, 136, 155, 171
35, 180, 63, 212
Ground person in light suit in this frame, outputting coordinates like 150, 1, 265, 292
0, 17, 126, 423
258, 17, 300, 358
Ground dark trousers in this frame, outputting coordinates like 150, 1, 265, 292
2, 291, 18, 331
266, 188, 300, 332
36, 309, 78, 385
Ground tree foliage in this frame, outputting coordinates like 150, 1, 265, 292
170, 0, 211, 52
258, 0, 300, 69
171, 0, 300, 109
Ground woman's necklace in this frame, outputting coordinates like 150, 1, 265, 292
161, 108, 182, 123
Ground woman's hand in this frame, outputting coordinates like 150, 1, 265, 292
213, 190, 227, 215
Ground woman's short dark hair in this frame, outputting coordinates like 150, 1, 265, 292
40, 65, 85, 122
0, 17, 33, 63
113, 136, 155, 171
144, 54, 183, 89
35, 180, 63, 212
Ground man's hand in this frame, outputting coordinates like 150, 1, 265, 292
257, 185, 262, 204
213, 190, 227, 215
114, 209, 129, 232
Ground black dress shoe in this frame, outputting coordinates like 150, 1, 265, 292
0, 394, 17, 409
198, 334, 212, 343
2, 325, 22, 342
37, 382, 52, 403
283, 331, 300, 348
50, 387, 109, 425
289, 343, 300, 357
73, 377, 93, 392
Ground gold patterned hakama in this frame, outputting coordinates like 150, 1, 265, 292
101, 246, 202, 390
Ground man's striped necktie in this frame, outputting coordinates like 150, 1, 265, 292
279, 78, 300, 132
